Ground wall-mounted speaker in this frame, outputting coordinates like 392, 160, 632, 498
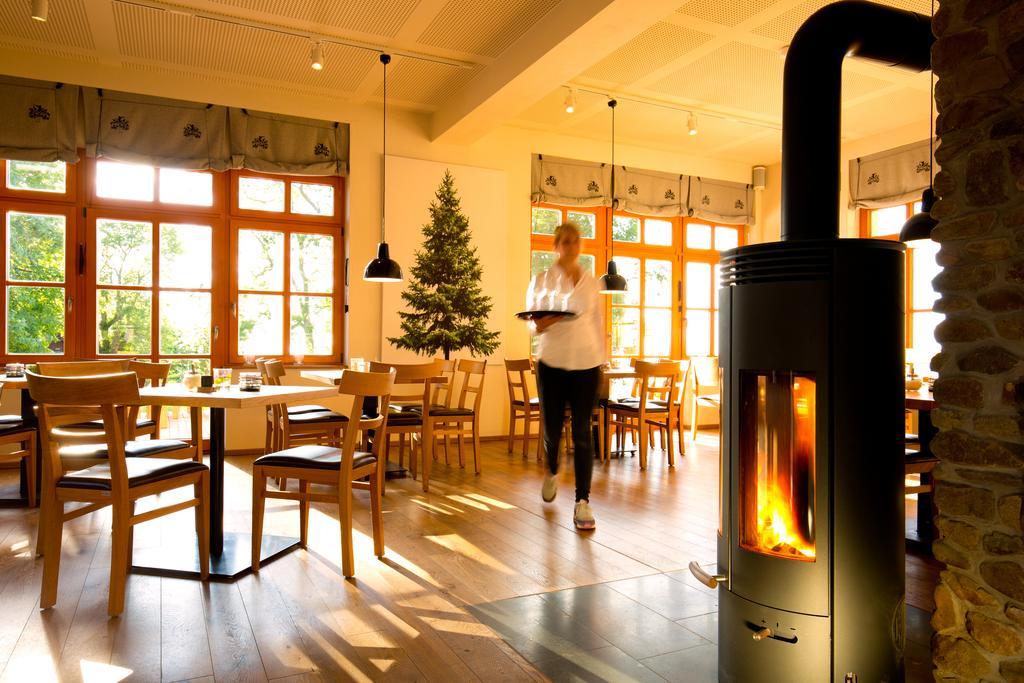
752, 165, 767, 190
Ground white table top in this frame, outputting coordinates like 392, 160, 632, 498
136, 384, 338, 408
300, 369, 345, 386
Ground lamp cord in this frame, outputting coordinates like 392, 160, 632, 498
381, 54, 388, 243
609, 99, 617, 260
929, 0, 934, 188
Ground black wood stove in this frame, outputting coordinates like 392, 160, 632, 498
687, 3, 934, 681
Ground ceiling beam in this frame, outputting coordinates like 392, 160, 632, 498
430, 0, 683, 144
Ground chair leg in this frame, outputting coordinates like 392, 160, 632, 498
457, 432, 465, 469
369, 467, 385, 558
507, 408, 515, 454
522, 410, 531, 459
690, 397, 699, 441
536, 418, 544, 462
639, 422, 649, 470
196, 473, 210, 580
472, 419, 481, 475
108, 503, 130, 617
666, 417, 675, 467
338, 484, 355, 578
25, 432, 36, 508
126, 500, 135, 574
298, 479, 310, 548
421, 427, 433, 493
40, 502, 63, 609
251, 466, 266, 571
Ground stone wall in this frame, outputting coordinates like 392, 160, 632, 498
929, 0, 1024, 679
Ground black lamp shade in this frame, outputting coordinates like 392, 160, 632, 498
598, 260, 627, 294
899, 188, 938, 242
363, 242, 402, 282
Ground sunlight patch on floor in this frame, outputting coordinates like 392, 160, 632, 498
80, 660, 133, 682
425, 534, 516, 575
445, 494, 490, 511
464, 493, 516, 509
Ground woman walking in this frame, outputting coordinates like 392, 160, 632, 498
524, 222, 605, 530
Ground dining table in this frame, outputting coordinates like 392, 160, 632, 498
0, 375, 340, 581
906, 385, 937, 547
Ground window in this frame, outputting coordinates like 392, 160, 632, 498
683, 221, 737, 357
860, 201, 943, 373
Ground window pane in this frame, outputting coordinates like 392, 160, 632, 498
290, 233, 333, 293
909, 311, 943, 372
644, 308, 672, 357
870, 206, 906, 237
566, 211, 596, 239
714, 310, 720, 356
531, 207, 560, 235
238, 176, 285, 212
687, 223, 712, 249
97, 289, 152, 354
613, 215, 640, 242
913, 201, 923, 214
96, 160, 155, 201
715, 226, 739, 251
159, 169, 213, 206
7, 286, 64, 354
291, 182, 334, 216
160, 291, 211, 355
238, 230, 284, 291
290, 296, 332, 355
610, 256, 640, 306
645, 260, 672, 306
97, 219, 152, 286
239, 293, 283, 355
7, 211, 65, 282
645, 219, 673, 246
911, 240, 940, 311
531, 250, 555, 276
579, 253, 595, 275
160, 223, 212, 289
686, 262, 712, 308
611, 307, 640, 358
686, 309, 711, 357
6, 160, 65, 193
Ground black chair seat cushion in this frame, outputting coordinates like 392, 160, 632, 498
255, 445, 376, 471
0, 414, 23, 425
387, 412, 423, 426
288, 404, 332, 415
511, 397, 541, 406
287, 410, 348, 424
58, 457, 207, 491
390, 404, 422, 413
411, 405, 474, 417
608, 401, 670, 413
66, 417, 158, 431
0, 415, 30, 435
58, 438, 191, 460
905, 433, 920, 444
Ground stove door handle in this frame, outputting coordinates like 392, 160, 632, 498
688, 561, 728, 589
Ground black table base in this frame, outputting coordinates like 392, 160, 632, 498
131, 531, 300, 581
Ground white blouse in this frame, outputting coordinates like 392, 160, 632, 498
525, 264, 606, 371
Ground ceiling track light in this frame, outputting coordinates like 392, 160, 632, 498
563, 88, 576, 114
31, 0, 48, 21
310, 42, 324, 70
687, 112, 698, 136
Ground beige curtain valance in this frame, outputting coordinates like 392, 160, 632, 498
849, 139, 935, 209
531, 154, 610, 207
0, 77, 78, 163
229, 109, 349, 176
687, 177, 753, 224
84, 88, 231, 170
618, 167, 686, 217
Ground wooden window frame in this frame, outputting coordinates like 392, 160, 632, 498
0, 159, 79, 205
682, 219, 742, 358
229, 170, 341, 225
87, 158, 228, 217
228, 218, 343, 365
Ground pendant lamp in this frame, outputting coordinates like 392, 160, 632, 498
364, 53, 403, 282
899, 0, 938, 243
599, 99, 627, 295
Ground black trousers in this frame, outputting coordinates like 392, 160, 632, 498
536, 361, 601, 502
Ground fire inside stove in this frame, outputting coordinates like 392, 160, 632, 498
739, 372, 816, 561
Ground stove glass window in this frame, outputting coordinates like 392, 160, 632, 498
739, 371, 816, 561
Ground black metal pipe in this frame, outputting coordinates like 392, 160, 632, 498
781, 0, 933, 241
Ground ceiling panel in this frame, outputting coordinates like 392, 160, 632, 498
205, 0, 421, 38
416, 0, 560, 57
752, 0, 931, 42
0, 0, 94, 50
676, 0, 783, 27
840, 86, 931, 139
113, 3, 377, 93
582, 22, 712, 86
374, 58, 482, 105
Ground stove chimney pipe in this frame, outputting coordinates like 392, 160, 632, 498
781, 0, 933, 241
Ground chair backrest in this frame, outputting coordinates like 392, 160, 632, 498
369, 360, 440, 406
634, 360, 681, 405
431, 358, 456, 407
336, 368, 396, 479
455, 359, 486, 411
672, 359, 691, 405
36, 359, 129, 377
27, 371, 141, 488
128, 360, 170, 388
691, 356, 720, 393
259, 359, 287, 386
504, 358, 533, 405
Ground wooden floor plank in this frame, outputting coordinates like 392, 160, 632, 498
160, 579, 214, 683
202, 581, 268, 683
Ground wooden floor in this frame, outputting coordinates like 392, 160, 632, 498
0, 431, 938, 682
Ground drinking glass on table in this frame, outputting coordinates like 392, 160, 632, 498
213, 368, 232, 389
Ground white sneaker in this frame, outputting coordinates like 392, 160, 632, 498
574, 500, 596, 530
542, 474, 557, 502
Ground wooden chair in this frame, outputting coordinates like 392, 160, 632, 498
606, 360, 681, 468
35, 359, 129, 376
369, 360, 444, 492
688, 356, 721, 440
28, 371, 210, 616
504, 359, 541, 459
260, 359, 348, 453
125, 360, 170, 440
0, 383, 36, 507
425, 359, 486, 475
251, 368, 396, 578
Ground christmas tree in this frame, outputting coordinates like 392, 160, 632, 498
388, 170, 500, 360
